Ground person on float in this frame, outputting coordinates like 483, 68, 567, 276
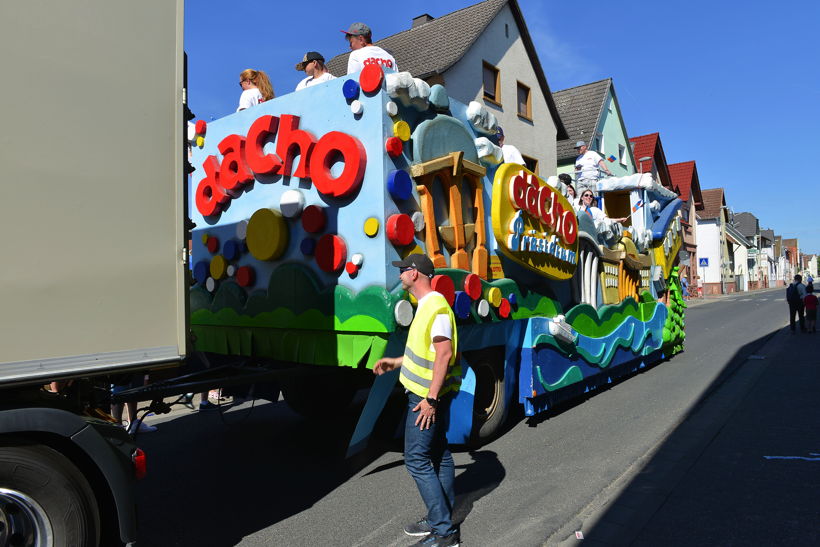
342, 22, 398, 75
236, 69, 274, 112
495, 126, 526, 166
574, 140, 612, 197
558, 173, 579, 208
373, 254, 461, 547
294, 51, 336, 91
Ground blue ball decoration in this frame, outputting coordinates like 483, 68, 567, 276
300, 238, 317, 256
387, 170, 413, 201
453, 291, 472, 319
193, 261, 210, 284
507, 293, 517, 307
342, 79, 360, 100
223, 239, 241, 261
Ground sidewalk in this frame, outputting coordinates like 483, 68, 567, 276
580, 325, 819, 546
684, 286, 783, 308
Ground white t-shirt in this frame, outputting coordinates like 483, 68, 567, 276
347, 45, 398, 74
237, 88, 264, 112
295, 72, 336, 91
416, 292, 453, 352
575, 150, 604, 180
501, 144, 525, 166
578, 205, 606, 222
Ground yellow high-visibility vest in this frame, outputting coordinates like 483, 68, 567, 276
400, 293, 461, 398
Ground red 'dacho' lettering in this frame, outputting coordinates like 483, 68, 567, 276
195, 114, 367, 216
509, 172, 577, 246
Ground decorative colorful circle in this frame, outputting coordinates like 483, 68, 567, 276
359, 63, 384, 94
300, 237, 316, 255
394, 300, 414, 327
453, 291, 471, 319
246, 208, 289, 261
350, 100, 363, 115
315, 234, 347, 273
386, 214, 415, 246
210, 255, 228, 280
342, 79, 360, 100
280, 190, 306, 218
195, 120, 207, 135
226, 264, 236, 277
205, 277, 216, 292
201, 233, 209, 244
223, 239, 242, 261
195, 136, 205, 148
301, 205, 327, 233
345, 262, 358, 275
363, 217, 380, 237
411, 211, 425, 232
236, 220, 248, 240
351, 253, 364, 267
463, 273, 482, 300
387, 170, 412, 201
386, 101, 398, 117
499, 298, 511, 318
431, 275, 455, 306
236, 266, 255, 287
507, 293, 517, 307
193, 260, 210, 284
392, 121, 411, 141
486, 287, 502, 307
477, 299, 490, 317
206, 236, 220, 254
385, 137, 403, 157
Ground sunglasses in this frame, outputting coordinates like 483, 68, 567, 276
399, 267, 416, 273
582, 193, 593, 198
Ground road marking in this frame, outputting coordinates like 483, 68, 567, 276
759, 298, 768, 301
764, 453, 820, 462
740, 298, 752, 301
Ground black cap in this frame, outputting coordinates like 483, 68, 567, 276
295, 51, 325, 71
391, 254, 435, 277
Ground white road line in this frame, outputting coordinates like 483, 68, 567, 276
740, 298, 752, 301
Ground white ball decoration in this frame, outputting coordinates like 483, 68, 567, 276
226, 265, 236, 277
385, 101, 398, 116
350, 100, 363, 115
205, 277, 216, 292
477, 299, 490, 317
351, 253, 364, 267
411, 211, 425, 232
236, 220, 248, 240
394, 300, 414, 327
280, 189, 306, 218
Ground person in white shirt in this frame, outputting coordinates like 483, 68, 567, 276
574, 140, 612, 196
294, 51, 336, 91
237, 68, 274, 112
496, 126, 526, 166
342, 22, 398, 74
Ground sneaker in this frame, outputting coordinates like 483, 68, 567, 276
404, 518, 432, 537
127, 421, 157, 434
411, 532, 460, 547
199, 401, 218, 411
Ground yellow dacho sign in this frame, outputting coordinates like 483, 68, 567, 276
491, 164, 579, 280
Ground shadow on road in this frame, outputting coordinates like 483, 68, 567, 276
453, 450, 506, 525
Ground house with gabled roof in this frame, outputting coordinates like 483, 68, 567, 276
696, 188, 735, 295
733, 211, 766, 289
327, 0, 568, 175
668, 161, 704, 285
553, 78, 636, 180
629, 133, 673, 189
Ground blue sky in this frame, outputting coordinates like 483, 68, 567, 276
186, 0, 820, 254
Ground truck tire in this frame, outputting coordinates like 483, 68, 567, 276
469, 348, 507, 443
281, 372, 358, 419
0, 443, 100, 547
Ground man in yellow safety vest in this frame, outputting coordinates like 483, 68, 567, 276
374, 254, 461, 547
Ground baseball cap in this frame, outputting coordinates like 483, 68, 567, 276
391, 254, 435, 277
341, 22, 371, 36
295, 51, 324, 71
574, 140, 586, 148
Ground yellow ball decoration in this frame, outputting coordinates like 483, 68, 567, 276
486, 287, 502, 307
246, 208, 288, 261
196, 136, 205, 148
201, 233, 209, 244
393, 120, 411, 142
364, 217, 380, 237
210, 255, 227, 280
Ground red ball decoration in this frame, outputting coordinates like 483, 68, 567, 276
345, 262, 358, 275
386, 214, 415, 246
385, 137, 403, 157
463, 273, 482, 300
359, 63, 384, 94
499, 298, 511, 318
236, 266, 255, 287
206, 236, 219, 254
301, 205, 327, 233
315, 234, 347, 273
195, 120, 207, 135
431, 275, 455, 307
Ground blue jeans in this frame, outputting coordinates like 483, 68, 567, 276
404, 392, 456, 536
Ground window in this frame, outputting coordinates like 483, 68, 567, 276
482, 62, 500, 104
522, 155, 538, 175
618, 144, 627, 165
516, 82, 531, 120
592, 133, 603, 153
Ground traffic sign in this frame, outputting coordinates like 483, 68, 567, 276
699, 258, 709, 267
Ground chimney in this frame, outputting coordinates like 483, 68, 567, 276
412, 14, 434, 28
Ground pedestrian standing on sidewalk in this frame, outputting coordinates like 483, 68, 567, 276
373, 254, 461, 547
803, 285, 817, 333
786, 274, 807, 333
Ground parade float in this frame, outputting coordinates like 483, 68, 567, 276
188, 64, 686, 447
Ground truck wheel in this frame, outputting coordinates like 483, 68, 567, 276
469, 348, 507, 443
281, 372, 359, 419
0, 443, 100, 547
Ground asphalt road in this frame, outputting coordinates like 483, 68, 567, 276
134, 288, 791, 546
